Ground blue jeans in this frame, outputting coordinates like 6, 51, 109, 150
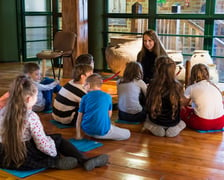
41, 77, 61, 111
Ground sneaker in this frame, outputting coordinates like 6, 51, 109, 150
84, 154, 109, 171
55, 157, 78, 170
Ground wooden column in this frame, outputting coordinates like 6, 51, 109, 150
62, 0, 88, 78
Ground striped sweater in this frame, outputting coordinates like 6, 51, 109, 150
52, 80, 86, 124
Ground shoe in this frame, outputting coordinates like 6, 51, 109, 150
84, 154, 109, 171
55, 157, 78, 170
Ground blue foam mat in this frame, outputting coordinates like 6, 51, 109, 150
1, 139, 103, 178
50, 119, 74, 128
196, 128, 224, 133
0, 168, 46, 178
69, 138, 103, 152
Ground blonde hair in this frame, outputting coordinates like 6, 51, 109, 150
2, 75, 37, 168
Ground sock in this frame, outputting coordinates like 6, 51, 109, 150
166, 120, 186, 137
143, 119, 165, 137
84, 154, 109, 171
55, 157, 78, 170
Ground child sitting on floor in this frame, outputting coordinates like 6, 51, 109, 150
0, 75, 109, 171
181, 63, 224, 131
76, 73, 131, 140
0, 63, 60, 112
143, 56, 186, 137
23, 62, 61, 112
52, 64, 93, 125
117, 61, 147, 123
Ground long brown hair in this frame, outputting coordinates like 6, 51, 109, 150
146, 56, 183, 120
1, 75, 37, 168
120, 61, 143, 83
189, 63, 209, 85
189, 63, 222, 95
137, 29, 167, 62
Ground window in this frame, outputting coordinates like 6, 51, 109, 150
104, 0, 224, 82
20, 0, 61, 61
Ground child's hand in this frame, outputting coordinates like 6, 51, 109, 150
76, 134, 83, 140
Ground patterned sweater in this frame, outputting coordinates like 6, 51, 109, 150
0, 108, 57, 157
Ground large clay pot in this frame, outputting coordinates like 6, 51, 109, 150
105, 38, 142, 76
208, 64, 219, 83
167, 50, 185, 82
190, 50, 213, 67
190, 50, 219, 83
166, 50, 183, 63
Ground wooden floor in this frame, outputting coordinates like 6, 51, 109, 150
1, 62, 224, 180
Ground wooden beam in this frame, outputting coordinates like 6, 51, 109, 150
62, 0, 88, 78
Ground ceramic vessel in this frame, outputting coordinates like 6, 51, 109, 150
190, 50, 213, 67
166, 50, 185, 82
166, 50, 184, 63
208, 64, 219, 83
190, 50, 218, 83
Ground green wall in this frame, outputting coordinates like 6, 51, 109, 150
88, 0, 104, 71
0, 0, 19, 62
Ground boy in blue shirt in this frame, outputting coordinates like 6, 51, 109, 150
76, 73, 130, 140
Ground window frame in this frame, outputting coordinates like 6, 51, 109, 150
104, 0, 224, 71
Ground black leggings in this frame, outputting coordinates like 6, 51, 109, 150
0, 134, 88, 170
54, 134, 87, 164
118, 110, 146, 122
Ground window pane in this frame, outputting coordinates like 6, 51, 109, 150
213, 37, 224, 57
156, 19, 204, 54
108, 0, 148, 14
26, 28, 51, 41
58, 17, 62, 30
25, 16, 51, 27
58, 0, 62, 13
26, 41, 51, 58
213, 20, 224, 36
25, 0, 51, 12
215, 0, 224, 14
157, 0, 206, 14
214, 58, 224, 82
108, 18, 148, 33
